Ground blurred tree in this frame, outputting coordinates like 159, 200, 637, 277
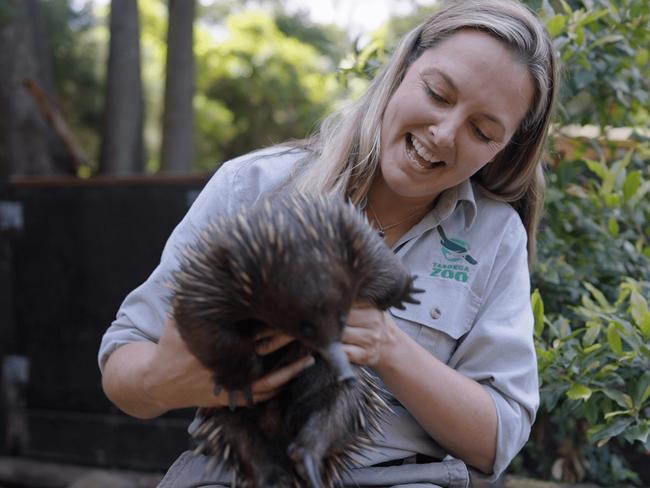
160, 0, 196, 173
40, 0, 105, 175
99, 0, 145, 175
0, 0, 71, 176
274, 9, 349, 66
534, 0, 649, 129
194, 11, 342, 169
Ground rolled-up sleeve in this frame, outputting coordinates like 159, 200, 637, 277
447, 218, 538, 480
97, 159, 241, 372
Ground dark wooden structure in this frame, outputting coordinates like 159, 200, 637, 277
0, 174, 210, 471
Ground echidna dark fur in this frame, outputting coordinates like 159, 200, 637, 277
170, 194, 422, 488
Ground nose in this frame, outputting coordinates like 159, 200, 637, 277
428, 119, 458, 148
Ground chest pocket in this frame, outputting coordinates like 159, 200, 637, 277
390, 275, 481, 364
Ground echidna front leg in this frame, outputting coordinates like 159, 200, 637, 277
216, 413, 293, 488
358, 268, 423, 311
287, 382, 368, 488
181, 319, 267, 409
287, 414, 328, 488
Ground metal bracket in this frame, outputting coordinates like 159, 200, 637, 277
0, 202, 23, 233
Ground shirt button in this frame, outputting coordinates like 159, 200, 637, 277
430, 307, 441, 320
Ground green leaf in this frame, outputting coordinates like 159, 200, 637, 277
591, 34, 624, 48
580, 9, 609, 26
623, 424, 650, 444
588, 418, 634, 445
546, 14, 567, 37
630, 290, 650, 336
636, 48, 649, 68
567, 383, 592, 401
600, 364, 619, 374
639, 313, 650, 340
607, 323, 624, 356
584, 158, 607, 180
575, 25, 584, 46
634, 372, 650, 406
584, 282, 611, 309
583, 321, 601, 346
604, 409, 632, 420
604, 193, 622, 208
607, 217, 619, 237
616, 284, 632, 307
583, 343, 602, 354
623, 171, 642, 202
602, 388, 630, 409
531, 289, 545, 337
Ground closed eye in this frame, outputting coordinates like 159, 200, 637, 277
423, 83, 448, 105
471, 123, 492, 142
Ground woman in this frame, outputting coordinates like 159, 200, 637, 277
99, 0, 559, 486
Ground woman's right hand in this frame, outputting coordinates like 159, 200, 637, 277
142, 318, 315, 412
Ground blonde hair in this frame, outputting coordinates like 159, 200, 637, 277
291, 0, 559, 265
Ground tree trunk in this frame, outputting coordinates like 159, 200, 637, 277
160, 0, 196, 174
0, 0, 62, 177
99, 0, 144, 175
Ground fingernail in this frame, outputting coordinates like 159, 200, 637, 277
303, 355, 316, 368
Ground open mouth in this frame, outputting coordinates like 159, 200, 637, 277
405, 133, 445, 169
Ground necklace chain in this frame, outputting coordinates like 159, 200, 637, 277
367, 201, 429, 238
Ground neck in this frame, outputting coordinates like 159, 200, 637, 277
366, 176, 437, 226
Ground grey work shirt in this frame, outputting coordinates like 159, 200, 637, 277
98, 147, 539, 482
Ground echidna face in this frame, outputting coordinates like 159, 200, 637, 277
284, 309, 356, 384
277, 278, 354, 349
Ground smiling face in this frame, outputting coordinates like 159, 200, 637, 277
378, 29, 535, 205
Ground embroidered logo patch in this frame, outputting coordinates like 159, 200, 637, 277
438, 225, 477, 265
430, 225, 477, 283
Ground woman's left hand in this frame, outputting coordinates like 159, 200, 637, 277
342, 302, 399, 367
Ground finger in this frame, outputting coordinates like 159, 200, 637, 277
255, 333, 295, 355
252, 355, 315, 393
255, 329, 278, 341
342, 344, 369, 365
342, 325, 375, 346
346, 307, 377, 329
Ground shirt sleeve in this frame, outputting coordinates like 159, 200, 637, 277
447, 216, 539, 481
97, 158, 242, 372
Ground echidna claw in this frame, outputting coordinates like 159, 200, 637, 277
403, 295, 421, 305
302, 452, 323, 488
228, 390, 238, 411
296, 451, 323, 488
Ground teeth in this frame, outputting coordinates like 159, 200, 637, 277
412, 137, 436, 163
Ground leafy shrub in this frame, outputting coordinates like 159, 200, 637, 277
518, 139, 650, 486
526, 278, 650, 485
535, 142, 650, 316
534, 0, 649, 128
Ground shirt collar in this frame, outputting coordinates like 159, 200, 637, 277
392, 179, 477, 251
431, 178, 477, 230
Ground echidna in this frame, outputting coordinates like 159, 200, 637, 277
171, 193, 421, 488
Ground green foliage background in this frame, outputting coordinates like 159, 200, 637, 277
42, 0, 649, 484
41, 0, 349, 173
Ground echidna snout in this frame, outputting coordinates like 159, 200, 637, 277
321, 341, 357, 384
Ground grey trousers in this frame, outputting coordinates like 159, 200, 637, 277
157, 450, 470, 488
